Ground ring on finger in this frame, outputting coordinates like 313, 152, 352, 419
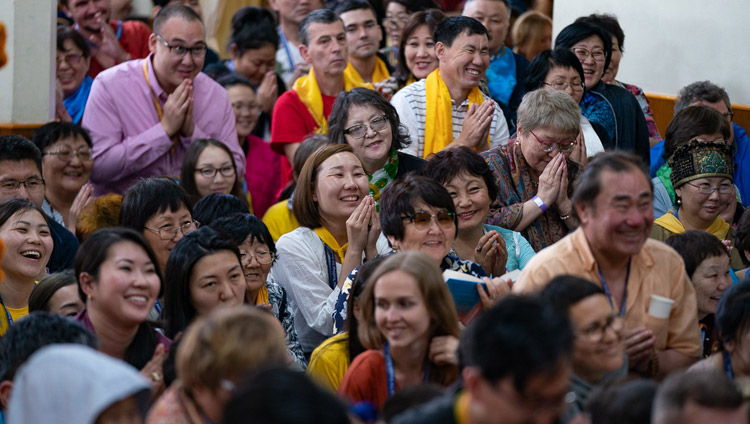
151, 372, 161, 382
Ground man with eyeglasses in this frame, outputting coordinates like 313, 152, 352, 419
82, 4, 244, 195
391, 16, 509, 159
0, 136, 79, 273
516, 151, 702, 379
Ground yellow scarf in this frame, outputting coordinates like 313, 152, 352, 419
343, 57, 390, 85
253, 284, 269, 305
314, 226, 348, 263
292, 68, 373, 134
453, 391, 472, 424
423, 69, 487, 159
654, 212, 730, 240
405, 75, 416, 87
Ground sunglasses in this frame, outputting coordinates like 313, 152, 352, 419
402, 210, 455, 230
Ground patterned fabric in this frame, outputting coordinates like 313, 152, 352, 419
669, 140, 734, 188
369, 150, 399, 212
485, 47, 516, 106
580, 90, 617, 144
614, 80, 662, 140
266, 279, 307, 369
482, 142, 580, 252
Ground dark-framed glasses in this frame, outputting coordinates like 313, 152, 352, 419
344, 115, 389, 139
578, 314, 623, 343
570, 47, 606, 62
44, 146, 92, 162
685, 182, 734, 195
145, 220, 198, 240
155, 34, 207, 58
402, 210, 455, 230
195, 166, 235, 178
0, 177, 45, 194
529, 130, 577, 153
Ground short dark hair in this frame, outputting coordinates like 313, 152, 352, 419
335, 0, 377, 17
387, 0, 440, 14
328, 87, 411, 152
554, 21, 612, 82
665, 230, 729, 279
434, 16, 488, 47
294, 135, 332, 177
119, 177, 193, 232
153, 3, 203, 35
652, 371, 744, 424
538, 275, 604, 313
57, 26, 90, 57
229, 7, 279, 53
734, 208, 750, 265
587, 379, 658, 424
163, 226, 241, 338
716, 280, 750, 346
576, 14, 625, 53
192, 194, 249, 227
571, 151, 651, 218
395, 9, 447, 84
299, 9, 341, 47
524, 48, 585, 93
212, 213, 276, 257
30, 122, 93, 154
0, 198, 49, 229
674, 81, 733, 116
0, 135, 43, 175
217, 73, 255, 91
663, 105, 731, 160
0, 312, 97, 382
460, 295, 573, 392
28, 270, 78, 313
379, 174, 457, 242
421, 146, 498, 203
180, 139, 246, 206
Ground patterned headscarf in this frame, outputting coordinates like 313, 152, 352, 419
669, 140, 734, 188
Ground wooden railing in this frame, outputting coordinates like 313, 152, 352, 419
645, 93, 750, 138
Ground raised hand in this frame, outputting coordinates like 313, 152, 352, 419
161, 79, 190, 138
623, 326, 655, 373
89, 15, 130, 68
346, 195, 375, 253
476, 276, 512, 309
257, 71, 278, 114
428, 335, 459, 366
536, 152, 564, 206
139, 343, 168, 399
473, 230, 507, 277
180, 84, 195, 137
456, 101, 494, 149
67, 183, 95, 234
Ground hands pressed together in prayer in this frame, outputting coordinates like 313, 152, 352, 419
161, 79, 195, 138
536, 152, 573, 217
346, 195, 381, 260
257, 71, 278, 115
473, 230, 507, 278
456, 101, 494, 151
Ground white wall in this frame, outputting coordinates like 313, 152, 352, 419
553, 0, 750, 105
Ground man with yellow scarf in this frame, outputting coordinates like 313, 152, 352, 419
391, 16, 509, 159
271, 9, 373, 187
336, 0, 392, 85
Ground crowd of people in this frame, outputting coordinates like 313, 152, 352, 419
0, 0, 748, 422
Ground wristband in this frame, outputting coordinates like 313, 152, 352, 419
531, 195, 548, 212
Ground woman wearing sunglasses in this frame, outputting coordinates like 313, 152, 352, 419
483, 89, 583, 252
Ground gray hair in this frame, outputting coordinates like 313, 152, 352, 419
517, 89, 581, 136
674, 80, 732, 115
299, 9, 341, 46
652, 371, 744, 424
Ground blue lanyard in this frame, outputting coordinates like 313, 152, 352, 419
323, 244, 339, 290
383, 341, 430, 397
597, 258, 630, 317
0, 293, 14, 327
723, 350, 735, 380
154, 298, 163, 315
278, 27, 295, 73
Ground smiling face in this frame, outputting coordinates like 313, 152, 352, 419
691, 254, 731, 318
193, 145, 236, 198
462, 0, 509, 55
444, 171, 491, 234
544, 66, 584, 104
436, 31, 490, 92
82, 240, 161, 327
675, 177, 733, 229
299, 21, 348, 76
343, 104, 393, 174
389, 201, 456, 263
571, 35, 605, 88
142, 205, 194, 273
569, 294, 624, 382
57, 39, 90, 98
0, 209, 53, 282
313, 152, 369, 226
518, 125, 578, 176
341, 8, 382, 60
238, 237, 273, 302
374, 270, 431, 350
42, 134, 93, 200
149, 16, 206, 94
603, 35, 621, 84
384, 1, 408, 46
68, 0, 110, 34
577, 169, 654, 263
404, 25, 438, 80
189, 250, 246, 317
227, 84, 261, 140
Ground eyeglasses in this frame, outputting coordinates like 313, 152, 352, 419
528, 130, 577, 153
57, 52, 84, 66
685, 182, 734, 196
242, 249, 275, 265
722, 112, 734, 123
155, 34, 207, 58
578, 314, 623, 343
0, 177, 45, 194
543, 80, 585, 91
195, 166, 235, 179
144, 220, 198, 240
344, 115, 389, 139
570, 47, 606, 62
43, 147, 92, 162
402, 210, 455, 230
383, 16, 409, 27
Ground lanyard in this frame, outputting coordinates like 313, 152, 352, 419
323, 244, 339, 290
278, 27, 295, 73
0, 293, 13, 327
142, 60, 179, 154
597, 257, 630, 317
154, 298, 163, 316
383, 340, 430, 397
723, 350, 735, 380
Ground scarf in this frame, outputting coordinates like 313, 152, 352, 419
485, 47, 516, 106
314, 226, 348, 263
424, 69, 487, 158
368, 150, 399, 212
254, 284, 269, 305
292, 68, 372, 134
344, 57, 390, 85
654, 212, 730, 240
63, 75, 93, 124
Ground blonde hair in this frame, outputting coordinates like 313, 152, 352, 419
176, 306, 288, 391
511, 11, 552, 54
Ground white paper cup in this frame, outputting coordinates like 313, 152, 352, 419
648, 294, 675, 319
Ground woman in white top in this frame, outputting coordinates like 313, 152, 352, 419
273, 144, 382, 354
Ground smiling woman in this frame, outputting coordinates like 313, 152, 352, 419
180, 138, 248, 207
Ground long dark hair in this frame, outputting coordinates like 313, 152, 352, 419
180, 139, 247, 207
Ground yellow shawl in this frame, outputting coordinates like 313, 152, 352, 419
654, 212, 730, 240
343, 57, 390, 85
292, 68, 373, 134
314, 226, 348, 263
423, 69, 487, 159
253, 284, 269, 305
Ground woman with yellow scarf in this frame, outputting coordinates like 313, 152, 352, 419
651, 140, 744, 268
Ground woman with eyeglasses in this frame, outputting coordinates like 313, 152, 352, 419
180, 138, 249, 209
30, 122, 95, 234
55, 27, 92, 124
555, 21, 650, 165
539, 275, 626, 423
328, 87, 424, 210
380, 0, 440, 69
482, 89, 582, 252
650, 141, 744, 269
212, 213, 307, 369
525, 48, 608, 159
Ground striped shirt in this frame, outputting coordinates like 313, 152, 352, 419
391, 78, 510, 158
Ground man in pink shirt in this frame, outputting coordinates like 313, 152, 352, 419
83, 4, 244, 195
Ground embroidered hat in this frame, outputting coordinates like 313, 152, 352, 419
669, 140, 734, 188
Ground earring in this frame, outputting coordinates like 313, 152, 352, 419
676, 198, 681, 205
